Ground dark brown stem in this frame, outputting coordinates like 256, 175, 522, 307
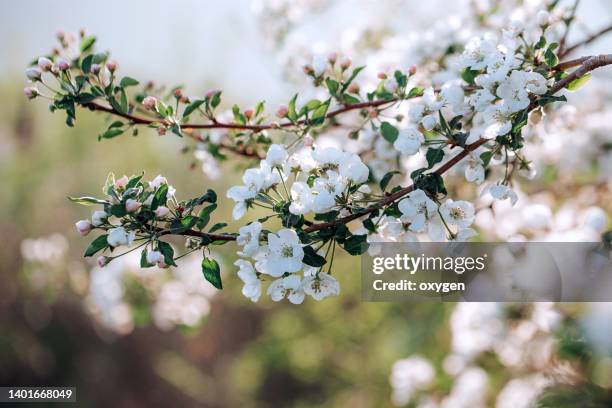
560, 24, 612, 58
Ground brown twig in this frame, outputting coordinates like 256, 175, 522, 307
560, 24, 612, 58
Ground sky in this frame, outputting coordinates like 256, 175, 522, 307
0, 0, 610, 106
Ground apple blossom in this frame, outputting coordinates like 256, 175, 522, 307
235, 259, 262, 302
75, 219, 92, 236
154, 206, 170, 218
255, 228, 304, 277
91, 210, 108, 226
107, 227, 135, 247
125, 199, 142, 213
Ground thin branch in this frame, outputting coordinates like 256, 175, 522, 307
560, 24, 612, 58
89, 54, 612, 243
558, 0, 581, 56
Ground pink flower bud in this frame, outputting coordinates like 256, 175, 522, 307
276, 105, 288, 118
142, 96, 157, 110
155, 206, 170, 218
244, 109, 254, 119
409, 65, 417, 75
303, 135, 314, 147
57, 58, 70, 71
114, 175, 129, 189
347, 83, 360, 94
106, 60, 118, 73
24, 86, 38, 100
75, 219, 92, 236
56, 30, 66, 41
303, 65, 314, 75
174, 88, 183, 98
157, 127, 167, 136
205, 89, 219, 98
97, 256, 109, 268
38, 57, 53, 72
377, 72, 387, 79
327, 52, 337, 64
25, 67, 42, 81
125, 199, 142, 213
90, 64, 102, 74
340, 57, 352, 70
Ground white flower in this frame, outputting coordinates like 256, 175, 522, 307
521, 71, 548, 95
312, 54, 328, 76
422, 87, 444, 111
398, 189, 438, 232
496, 71, 529, 113
460, 37, 497, 70
91, 211, 108, 227
311, 170, 346, 213
483, 103, 513, 138
227, 185, 257, 220
125, 199, 142, 213
255, 228, 304, 277
312, 146, 346, 167
441, 82, 465, 110
469, 88, 495, 112
154, 206, 170, 218
421, 114, 438, 131
289, 182, 314, 215
339, 153, 369, 184
75, 219, 92, 236
237, 222, 262, 257
485, 184, 518, 205
465, 154, 485, 184
582, 207, 608, 233
267, 274, 304, 304
38, 57, 53, 71
451, 228, 477, 242
394, 127, 424, 155
284, 148, 317, 173
440, 199, 475, 228
146, 250, 164, 265
114, 175, 129, 189
107, 227, 135, 247
536, 10, 550, 26
302, 273, 340, 300
235, 260, 261, 302
149, 175, 168, 190
265, 144, 288, 168
25, 67, 42, 81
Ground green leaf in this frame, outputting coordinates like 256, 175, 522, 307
68, 196, 108, 206
81, 54, 94, 73
209, 222, 227, 233
197, 204, 217, 230
287, 94, 298, 122
380, 122, 399, 143
210, 91, 222, 108
343, 234, 369, 255
140, 249, 154, 268
202, 257, 222, 289
80, 36, 96, 53
480, 151, 493, 167
119, 76, 139, 88
180, 215, 198, 231
343, 66, 365, 90
302, 246, 327, 267
183, 99, 205, 118
426, 148, 445, 168
158, 241, 177, 267
255, 101, 265, 117
461, 68, 479, 84
150, 184, 169, 210
379, 171, 400, 191
311, 99, 331, 126
535, 35, 547, 50
407, 87, 425, 98
101, 128, 124, 139
84, 234, 108, 257
566, 74, 592, 91
232, 104, 246, 124
326, 78, 339, 96
544, 44, 559, 67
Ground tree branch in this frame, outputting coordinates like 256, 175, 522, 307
560, 24, 612, 58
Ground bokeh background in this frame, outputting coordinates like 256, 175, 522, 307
1, 1, 611, 407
